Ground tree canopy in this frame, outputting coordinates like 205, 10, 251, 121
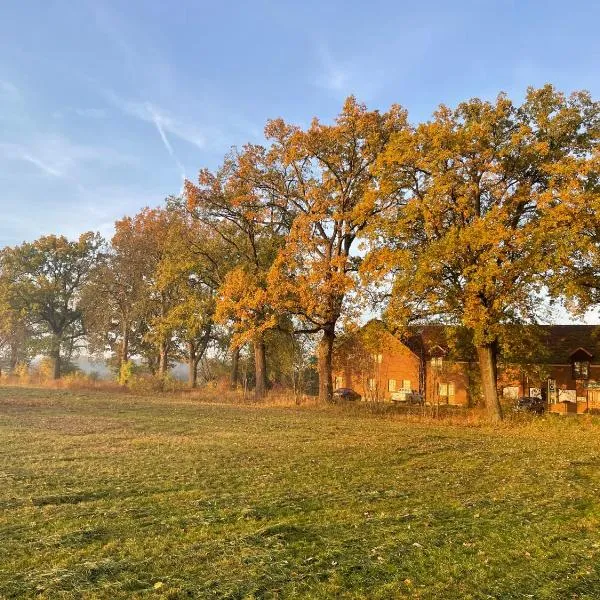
364, 86, 599, 419
1, 86, 598, 419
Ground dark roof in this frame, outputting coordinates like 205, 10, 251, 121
531, 325, 600, 364
401, 325, 477, 362
396, 324, 600, 364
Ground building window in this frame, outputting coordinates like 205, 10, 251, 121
334, 376, 343, 389
388, 379, 396, 392
402, 379, 411, 391
439, 383, 455, 399
368, 378, 376, 391
573, 361, 590, 380
372, 353, 383, 364
431, 357, 443, 369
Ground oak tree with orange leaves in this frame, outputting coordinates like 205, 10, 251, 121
86, 207, 181, 377
184, 147, 286, 399
82, 214, 155, 372
264, 97, 409, 402
366, 86, 599, 420
549, 145, 600, 313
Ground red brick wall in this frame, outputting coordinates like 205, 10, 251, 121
498, 364, 600, 402
334, 341, 420, 401
335, 336, 600, 408
426, 361, 472, 406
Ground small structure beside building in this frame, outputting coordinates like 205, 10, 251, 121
333, 322, 600, 412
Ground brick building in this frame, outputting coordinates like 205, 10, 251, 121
333, 322, 600, 412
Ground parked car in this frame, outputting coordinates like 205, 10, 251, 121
406, 391, 424, 405
514, 396, 546, 415
391, 391, 424, 405
332, 388, 362, 402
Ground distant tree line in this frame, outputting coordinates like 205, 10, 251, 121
0, 85, 598, 420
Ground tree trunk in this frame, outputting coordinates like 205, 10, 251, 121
254, 337, 267, 400
477, 342, 503, 421
188, 341, 197, 388
230, 346, 240, 390
9, 342, 18, 373
158, 294, 168, 378
318, 326, 335, 403
119, 324, 129, 369
52, 334, 61, 380
158, 341, 168, 378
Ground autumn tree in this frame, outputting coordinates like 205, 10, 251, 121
0, 287, 32, 373
264, 97, 409, 402
123, 207, 186, 377
0, 233, 102, 378
153, 210, 221, 388
83, 207, 187, 377
366, 86, 599, 420
550, 145, 600, 312
82, 225, 150, 372
184, 146, 287, 399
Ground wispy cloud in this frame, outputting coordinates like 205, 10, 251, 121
74, 107, 107, 119
314, 45, 350, 93
0, 143, 62, 177
89, 4, 258, 156
0, 182, 162, 246
312, 30, 434, 102
72, 183, 168, 240
145, 103, 186, 180
0, 136, 138, 179
105, 90, 205, 149
53, 107, 108, 120
20, 152, 63, 177
0, 79, 20, 99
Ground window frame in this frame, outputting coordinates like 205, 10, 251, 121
431, 356, 443, 369
573, 360, 590, 380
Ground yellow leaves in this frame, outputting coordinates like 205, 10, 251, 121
181, 87, 599, 356
183, 179, 200, 211
366, 85, 600, 343
252, 97, 414, 332
215, 266, 278, 346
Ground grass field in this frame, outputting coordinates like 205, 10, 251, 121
1, 388, 600, 599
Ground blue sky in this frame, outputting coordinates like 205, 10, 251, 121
0, 0, 599, 248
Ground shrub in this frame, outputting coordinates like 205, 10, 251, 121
13, 362, 31, 382
36, 358, 55, 381
118, 360, 134, 386
128, 374, 185, 395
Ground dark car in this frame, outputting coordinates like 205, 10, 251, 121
333, 388, 362, 402
514, 396, 546, 415
404, 391, 424, 405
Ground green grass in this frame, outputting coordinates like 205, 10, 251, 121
1, 388, 600, 598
